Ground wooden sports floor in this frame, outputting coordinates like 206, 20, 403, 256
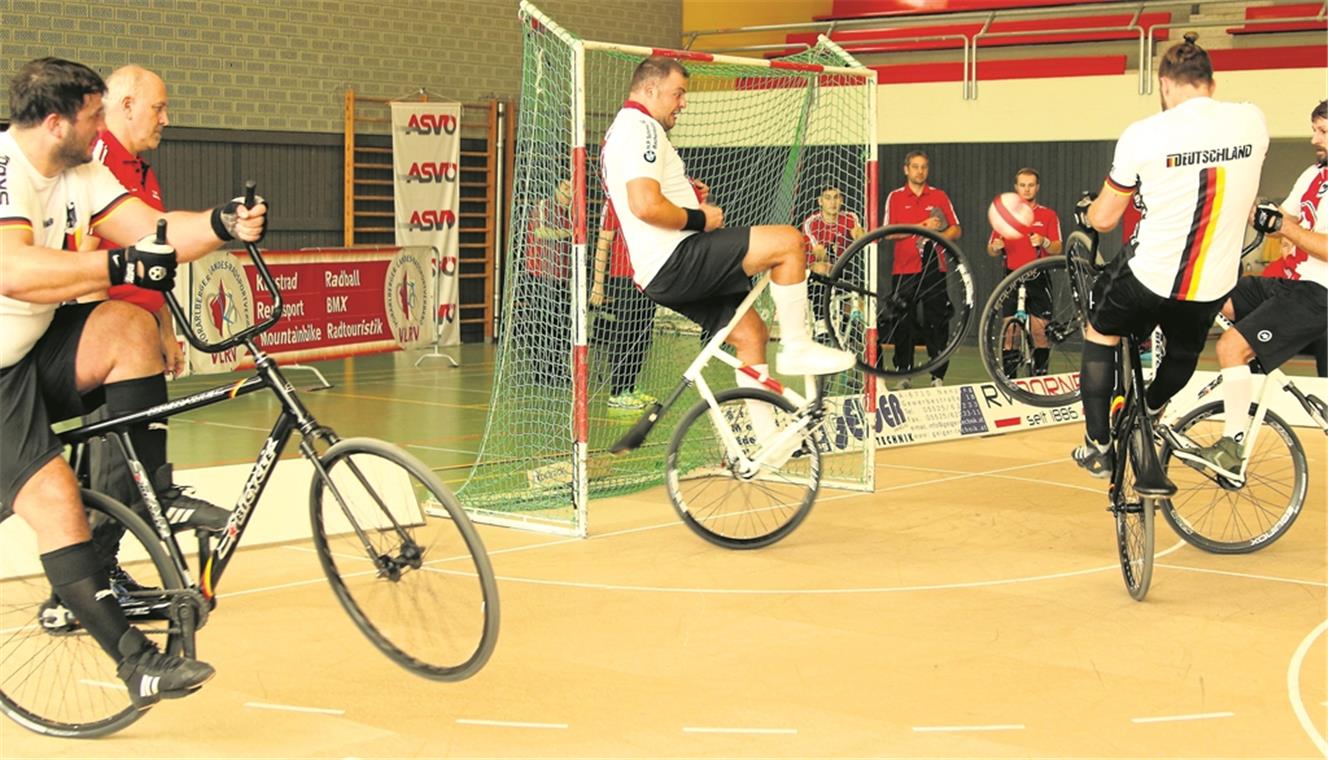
4, 346, 1324, 758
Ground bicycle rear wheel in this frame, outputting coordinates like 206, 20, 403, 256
819, 225, 974, 379
666, 388, 821, 549
310, 438, 498, 681
977, 255, 1088, 406
1159, 402, 1307, 553
1114, 421, 1155, 601
0, 490, 184, 738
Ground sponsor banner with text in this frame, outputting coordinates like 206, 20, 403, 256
392, 101, 461, 346
811, 372, 1083, 455
184, 247, 435, 373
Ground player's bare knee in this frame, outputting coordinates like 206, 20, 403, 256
83, 302, 164, 375
1216, 329, 1253, 365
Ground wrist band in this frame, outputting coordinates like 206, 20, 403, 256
683, 207, 706, 232
210, 205, 234, 241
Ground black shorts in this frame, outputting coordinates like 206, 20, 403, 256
643, 227, 752, 340
1229, 277, 1328, 371
1089, 256, 1224, 358
1, 303, 102, 517
1000, 268, 1053, 321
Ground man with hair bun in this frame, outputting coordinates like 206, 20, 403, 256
1070, 34, 1270, 479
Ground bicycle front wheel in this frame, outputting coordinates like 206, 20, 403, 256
666, 388, 821, 549
978, 256, 1088, 406
1160, 402, 1308, 553
310, 438, 499, 681
820, 225, 975, 379
0, 490, 184, 738
1114, 423, 1155, 601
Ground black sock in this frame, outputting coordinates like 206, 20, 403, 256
1081, 341, 1116, 445
41, 542, 131, 660
103, 375, 168, 481
1033, 347, 1050, 374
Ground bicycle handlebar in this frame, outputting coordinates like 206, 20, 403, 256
164, 181, 285, 355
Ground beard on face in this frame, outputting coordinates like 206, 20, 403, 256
55, 130, 93, 168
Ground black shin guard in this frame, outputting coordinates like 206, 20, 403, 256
1081, 341, 1117, 445
41, 542, 131, 660
103, 375, 169, 479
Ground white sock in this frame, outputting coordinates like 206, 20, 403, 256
1221, 365, 1252, 443
735, 364, 778, 443
769, 279, 811, 344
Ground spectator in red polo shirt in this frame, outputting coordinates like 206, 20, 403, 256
82, 66, 230, 603
986, 167, 1063, 377
882, 150, 962, 388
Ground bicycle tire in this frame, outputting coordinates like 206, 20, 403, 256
1159, 402, 1308, 553
1000, 319, 1035, 378
0, 490, 185, 738
977, 256, 1089, 406
309, 437, 499, 681
666, 388, 821, 549
819, 224, 974, 379
1114, 421, 1155, 601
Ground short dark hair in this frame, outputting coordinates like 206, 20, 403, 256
903, 150, 929, 166
8, 57, 105, 128
1313, 99, 1327, 122
1158, 33, 1213, 87
630, 56, 689, 93
1015, 167, 1040, 183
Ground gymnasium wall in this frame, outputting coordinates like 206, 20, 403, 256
0, 0, 682, 132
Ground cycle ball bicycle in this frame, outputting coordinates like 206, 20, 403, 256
609, 225, 972, 549
1156, 230, 1325, 554
0, 194, 500, 738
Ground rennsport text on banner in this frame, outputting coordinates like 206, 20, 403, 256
392, 101, 460, 347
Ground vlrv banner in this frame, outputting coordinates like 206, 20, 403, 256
183, 247, 435, 374
392, 101, 461, 347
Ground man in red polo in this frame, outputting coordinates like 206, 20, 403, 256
986, 167, 1063, 376
882, 150, 962, 388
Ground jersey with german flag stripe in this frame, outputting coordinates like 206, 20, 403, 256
1105, 96, 1269, 302
0, 130, 131, 368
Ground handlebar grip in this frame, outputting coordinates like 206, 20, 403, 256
154, 218, 167, 246
244, 181, 257, 209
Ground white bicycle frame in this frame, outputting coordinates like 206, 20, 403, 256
680, 274, 824, 473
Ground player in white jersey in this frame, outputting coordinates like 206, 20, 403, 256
0, 58, 266, 706
599, 56, 856, 391
1070, 34, 1270, 478
1175, 100, 1328, 477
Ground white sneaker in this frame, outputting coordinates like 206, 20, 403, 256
930, 377, 944, 388
777, 340, 856, 376
895, 377, 913, 390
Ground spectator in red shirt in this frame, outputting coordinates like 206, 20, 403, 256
986, 167, 1063, 376
882, 151, 962, 387
801, 186, 865, 339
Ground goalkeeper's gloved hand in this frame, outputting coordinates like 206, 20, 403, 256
1252, 202, 1283, 235
1073, 192, 1097, 231
108, 234, 177, 291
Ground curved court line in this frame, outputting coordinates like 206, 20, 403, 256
1155, 563, 1328, 588
1288, 618, 1328, 757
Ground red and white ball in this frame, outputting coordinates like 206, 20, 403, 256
988, 192, 1034, 240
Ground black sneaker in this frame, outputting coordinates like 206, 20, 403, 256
152, 464, 230, 533
109, 566, 173, 620
116, 628, 214, 709
1072, 436, 1114, 479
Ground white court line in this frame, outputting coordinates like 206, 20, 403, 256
1288, 618, 1328, 757
245, 701, 345, 716
682, 726, 797, 735
913, 723, 1025, 733
78, 679, 126, 692
456, 718, 568, 729
1155, 563, 1328, 588
1131, 711, 1234, 724
407, 444, 478, 456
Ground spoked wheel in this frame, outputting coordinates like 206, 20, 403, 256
1159, 402, 1308, 553
1113, 424, 1155, 601
310, 438, 499, 680
978, 255, 1089, 406
0, 490, 185, 738
818, 225, 974, 379
665, 388, 821, 549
